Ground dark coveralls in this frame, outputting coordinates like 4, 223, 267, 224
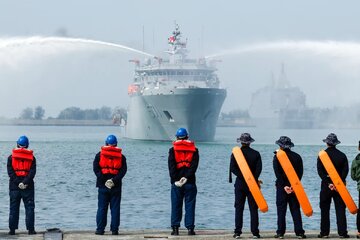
350, 152, 360, 233
317, 147, 348, 236
93, 152, 127, 233
168, 147, 199, 230
230, 145, 262, 236
273, 149, 305, 236
7, 155, 36, 232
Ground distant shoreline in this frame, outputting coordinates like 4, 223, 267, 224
0, 119, 116, 126
0, 119, 252, 128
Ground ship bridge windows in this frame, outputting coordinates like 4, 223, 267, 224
152, 70, 216, 84
167, 70, 175, 75
163, 111, 175, 122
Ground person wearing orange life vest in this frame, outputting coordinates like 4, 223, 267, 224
93, 134, 127, 236
7, 135, 36, 236
168, 128, 199, 236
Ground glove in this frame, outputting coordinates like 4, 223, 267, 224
105, 179, 114, 189
179, 177, 187, 185
175, 177, 188, 187
18, 182, 28, 190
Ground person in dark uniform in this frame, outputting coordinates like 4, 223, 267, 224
317, 133, 349, 238
168, 128, 199, 236
273, 136, 306, 239
230, 133, 262, 239
351, 140, 360, 239
7, 135, 37, 235
93, 134, 127, 235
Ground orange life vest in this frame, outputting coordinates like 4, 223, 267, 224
99, 146, 122, 175
173, 140, 196, 169
12, 148, 34, 177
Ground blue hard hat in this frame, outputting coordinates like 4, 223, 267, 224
17, 135, 29, 148
175, 128, 188, 138
105, 134, 118, 145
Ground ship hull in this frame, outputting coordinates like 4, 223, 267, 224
125, 88, 226, 141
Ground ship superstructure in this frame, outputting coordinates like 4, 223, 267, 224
125, 24, 227, 141
249, 64, 313, 128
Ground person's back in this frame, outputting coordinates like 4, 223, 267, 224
274, 149, 303, 188
230, 133, 262, 239
168, 128, 199, 236
231, 145, 261, 185
351, 141, 360, 187
273, 136, 306, 239
7, 135, 37, 236
94, 145, 126, 189
93, 134, 127, 236
317, 133, 349, 238
168, 140, 198, 185
320, 147, 348, 181
351, 141, 360, 238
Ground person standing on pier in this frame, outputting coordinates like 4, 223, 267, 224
7, 135, 37, 235
351, 140, 360, 239
317, 133, 349, 238
273, 136, 306, 239
93, 134, 127, 235
229, 133, 262, 239
168, 128, 199, 236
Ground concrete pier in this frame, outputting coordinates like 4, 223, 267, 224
0, 229, 357, 239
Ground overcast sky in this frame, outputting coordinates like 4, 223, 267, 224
1, 0, 360, 117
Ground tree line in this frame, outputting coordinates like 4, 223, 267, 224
19, 106, 127, 122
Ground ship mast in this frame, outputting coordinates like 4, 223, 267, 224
277, 63, 290, 88
165, 23, 188, 64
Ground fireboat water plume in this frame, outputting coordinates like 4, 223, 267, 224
206, 40, 360, 65
205, 40, 360, 82
0, 36, 155, 67
206, 40, 360, 119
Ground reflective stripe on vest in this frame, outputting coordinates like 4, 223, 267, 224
99, 146, 122, 174
173, 140, 196, 169
12, 148, 34, 177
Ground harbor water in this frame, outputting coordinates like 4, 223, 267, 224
0, 125, 359, 231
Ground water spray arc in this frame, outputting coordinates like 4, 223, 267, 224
0, 36, 155, 58
205, 40, 360, 62
0, 36, 157, 117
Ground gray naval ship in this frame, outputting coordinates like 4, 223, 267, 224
125, 25, 227, 141
249, 64, 314, 129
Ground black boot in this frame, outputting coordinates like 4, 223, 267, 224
171, 226, 179, 235
188, 228, 196, 235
